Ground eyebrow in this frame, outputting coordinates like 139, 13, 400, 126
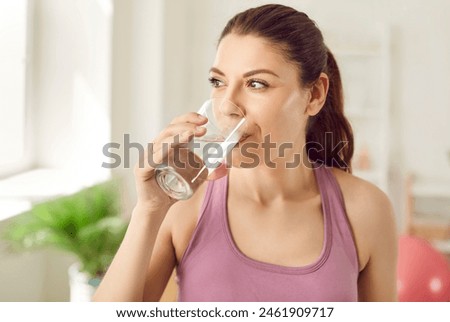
209, 67, 280, 78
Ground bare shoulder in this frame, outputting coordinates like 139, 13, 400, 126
330, 167, 397, 272
330, 167, 393, 213
165, 181, 209, 263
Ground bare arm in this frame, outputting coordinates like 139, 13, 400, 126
357, 188, 399, 301
92, 203, 172, 301
142, 203, 178, 301
92, 112, 208, 302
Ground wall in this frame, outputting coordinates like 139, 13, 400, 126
1, 0, 114, 301
33, 0, 112, 182
110, 0, 165, 213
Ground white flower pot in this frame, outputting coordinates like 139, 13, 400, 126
68, 262, 102, 302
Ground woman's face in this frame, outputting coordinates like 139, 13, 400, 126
210, 33, 311, 167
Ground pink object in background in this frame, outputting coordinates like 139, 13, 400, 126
397, 235, 450, 301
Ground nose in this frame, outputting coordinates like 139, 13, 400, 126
221, 87, 246, 117
220, 99, 245, 118
217, 97, 248, 136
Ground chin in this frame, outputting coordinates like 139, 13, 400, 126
227, 146, 263, 169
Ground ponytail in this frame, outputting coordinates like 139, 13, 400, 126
305, 49, 354, 172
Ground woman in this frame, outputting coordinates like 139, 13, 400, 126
93, 4, 398, 302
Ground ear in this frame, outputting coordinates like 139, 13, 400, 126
304, 72, 329, 116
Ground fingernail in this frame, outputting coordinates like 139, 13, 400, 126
195, 126, 204, 133
198, 114, 207, 120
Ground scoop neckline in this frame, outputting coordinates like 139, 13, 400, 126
222, 166, 332, 274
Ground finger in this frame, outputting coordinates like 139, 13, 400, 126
169, 112, 208, 125
152, 130, 194, 161
160, 123, 205, 139
152, 123, 206, 148
135, 124, 207, 180
154, 124, 208, 155
137, 129, 195, 175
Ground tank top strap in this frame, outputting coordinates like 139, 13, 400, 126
178, 176, 228, 270
314, 165, 359, 272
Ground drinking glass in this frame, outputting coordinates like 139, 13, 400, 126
155, 98, 247, 200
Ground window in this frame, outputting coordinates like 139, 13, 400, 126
0, 0, 31, 177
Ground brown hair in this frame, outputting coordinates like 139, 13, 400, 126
219, 4, 354, 172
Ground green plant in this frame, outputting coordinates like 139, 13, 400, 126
2, 180, 128, 279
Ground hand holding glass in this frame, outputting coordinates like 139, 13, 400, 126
155, 98, 247, 200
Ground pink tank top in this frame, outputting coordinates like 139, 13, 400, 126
176, 165, 359, 301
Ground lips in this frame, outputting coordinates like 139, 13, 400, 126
239, 134, 250, 143
236, 135, 250, 146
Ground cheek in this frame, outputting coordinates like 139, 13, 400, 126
256, 94, 307, 141
270, 115, 304, 144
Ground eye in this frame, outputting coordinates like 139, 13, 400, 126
246, 79, 268, 90
208, 77, 225, 88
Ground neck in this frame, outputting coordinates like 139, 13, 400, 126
229, 150, 319, 205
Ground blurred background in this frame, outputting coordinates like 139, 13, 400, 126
0, 0, 449, 301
